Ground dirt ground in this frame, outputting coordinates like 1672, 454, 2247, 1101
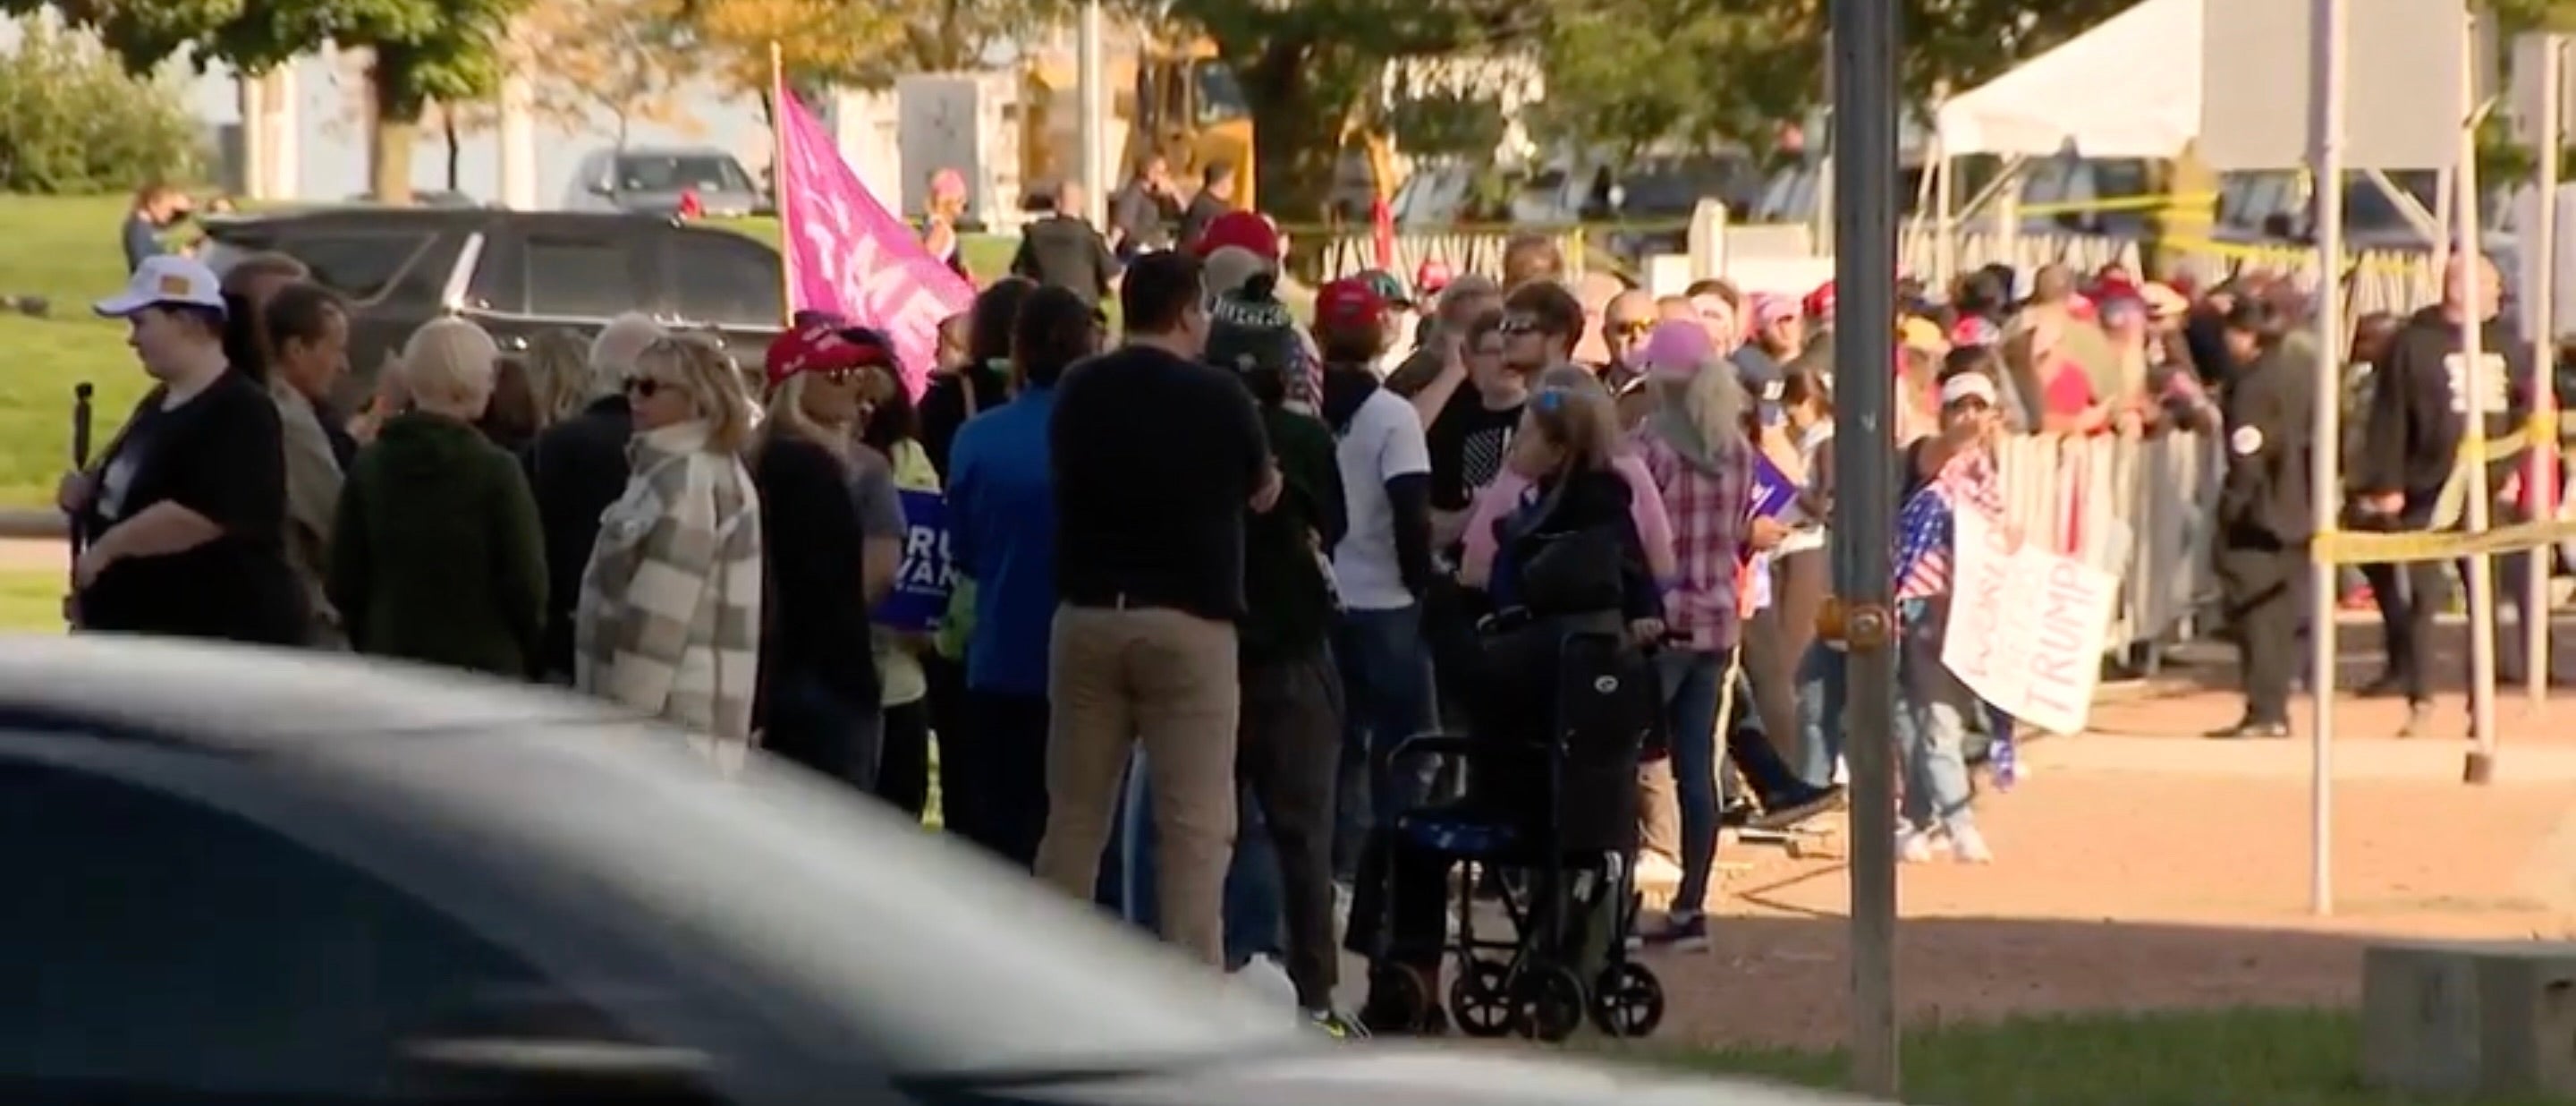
1631, 685, 2576, 1049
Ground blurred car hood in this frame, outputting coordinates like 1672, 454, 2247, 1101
997, 1045, 1886, 1106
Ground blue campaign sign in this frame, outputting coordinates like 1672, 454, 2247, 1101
1750, 454, 1798, 519
875, 488, 956, 632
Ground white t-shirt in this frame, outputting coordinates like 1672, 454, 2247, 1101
1333, 388, 1433, 610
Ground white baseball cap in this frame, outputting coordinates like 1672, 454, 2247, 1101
95, 255, 227, 319
1938, 371, 2000, 409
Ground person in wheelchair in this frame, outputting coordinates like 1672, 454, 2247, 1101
1350, 370, 1668, 1037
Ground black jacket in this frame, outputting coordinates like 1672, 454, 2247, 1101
1009, 214, 1118, 310
2354, 307, 2529, 515
2217, 345, 2318, 545
527, 396, 633, 678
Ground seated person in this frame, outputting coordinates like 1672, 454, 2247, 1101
1351, 374, 1665, 1034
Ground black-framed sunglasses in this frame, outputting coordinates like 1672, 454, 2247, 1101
1498, 314, 1543, 336
625, 377, 670, 399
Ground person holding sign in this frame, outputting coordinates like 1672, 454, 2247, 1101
860, 371, 950, 821
750, 325, 905, 790
2207, 298, 2316, 740
1884, 362, 2012, 864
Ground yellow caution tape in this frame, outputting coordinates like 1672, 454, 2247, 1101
2318, 413, 2570, 564
2314, 517, 2576, 565
2016, 191, 2219, 217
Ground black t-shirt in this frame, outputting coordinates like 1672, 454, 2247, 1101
1051, 345, 1272, 622
77, 370, 307, 643
751, 437, 877, 704
1425, 387, 1524, 513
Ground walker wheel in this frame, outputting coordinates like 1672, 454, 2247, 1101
1361, 963, 1436, 1035
1513, 962, 1588, 1042
1446, 957, 1515, 1038
1590, 961, 1666, 1037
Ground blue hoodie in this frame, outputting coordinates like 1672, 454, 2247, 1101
945, 386, 1059, 696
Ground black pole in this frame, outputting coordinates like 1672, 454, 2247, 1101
1829, 0, 1902, 1093
67, 382, 94, 607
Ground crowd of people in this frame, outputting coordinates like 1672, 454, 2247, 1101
63, 161, 2566, 1039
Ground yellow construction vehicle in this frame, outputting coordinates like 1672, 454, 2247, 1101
1022, 30, 1258, 209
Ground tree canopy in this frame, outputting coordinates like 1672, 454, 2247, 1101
8, 0, 526, 199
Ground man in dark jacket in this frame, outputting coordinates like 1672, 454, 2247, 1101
1109, 154, 1182, 259
1176, 161, 1240, 251
2352, 254, 2536, 733
1201, 274, 1352, 1029
526, 313, 657, 682
2207, 298, 2317, 738
1009, 180, 1119, 311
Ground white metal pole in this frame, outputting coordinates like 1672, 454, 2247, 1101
1076, 1, 1108, 227
2461, 7, 2502, 785
2526, 37, 2563, 708
2306, 0, 2348, 918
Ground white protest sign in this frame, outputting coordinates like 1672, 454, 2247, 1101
1940, 506, 2118, 736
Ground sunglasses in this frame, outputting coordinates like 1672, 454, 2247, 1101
1498, 314, 1545, 336
625, 376, 674, 399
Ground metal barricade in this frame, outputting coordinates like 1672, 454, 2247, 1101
1991, 430, 2222, 661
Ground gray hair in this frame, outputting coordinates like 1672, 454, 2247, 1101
586, 312, 669, 399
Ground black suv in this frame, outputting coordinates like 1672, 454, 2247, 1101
199, 208, 786, 391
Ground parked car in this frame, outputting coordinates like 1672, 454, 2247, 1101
198, 207, 785, 405
565, 146, 768, 218
0, 636, 1872, 1106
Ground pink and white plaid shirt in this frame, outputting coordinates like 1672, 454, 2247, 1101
1634, 428, 1755, 651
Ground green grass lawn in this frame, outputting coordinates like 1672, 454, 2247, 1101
1652, 1008, 2563, 1106
0, 194, 1018, 511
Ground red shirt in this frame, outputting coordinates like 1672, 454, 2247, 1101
2040, 358, 2095, 421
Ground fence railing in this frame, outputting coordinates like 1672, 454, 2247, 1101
1992, 429, 2223, 662
1312, 226, 2445, 325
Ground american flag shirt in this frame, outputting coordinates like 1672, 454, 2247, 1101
1892, 447, 2004, 604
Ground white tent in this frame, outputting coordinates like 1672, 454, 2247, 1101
1933, 0, 2203, 159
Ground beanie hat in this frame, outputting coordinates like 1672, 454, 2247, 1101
1204, 275, 1301, 382
1640, 319, 1716, 382
1203, 245, 1275, 300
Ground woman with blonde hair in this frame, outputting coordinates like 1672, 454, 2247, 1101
526, 329, 594, 423
1623, 322, 1783, 949
747, 323, 905, 788
1456, 365, 1674, 590
1354, 369, 1666, 1032
328, 318, 547, 676
574, 334, 765, 764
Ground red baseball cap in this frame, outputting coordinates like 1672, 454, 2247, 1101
1803, 280, 1837, 319
1414, 258, 1454, 297
1314, 277, 1388, 331
763, 324, 894, 391
1192, 209, 1280, 259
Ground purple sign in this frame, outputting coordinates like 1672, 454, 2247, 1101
1750, 454, 1798, 519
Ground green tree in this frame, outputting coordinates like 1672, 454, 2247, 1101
1530, 0, 2139, 159
1147, 0, 1562, 220
0, 18, 202, 193
9, 0, 528, 202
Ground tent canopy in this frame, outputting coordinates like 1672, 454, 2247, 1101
1933, 0, 2202, 160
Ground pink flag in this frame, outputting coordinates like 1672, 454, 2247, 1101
774, 81, 974, 396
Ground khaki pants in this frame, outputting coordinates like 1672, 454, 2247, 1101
1034, 604, 1241, 966
1638, 760, 1682, 866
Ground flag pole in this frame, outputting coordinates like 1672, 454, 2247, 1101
769, 39, 795, 327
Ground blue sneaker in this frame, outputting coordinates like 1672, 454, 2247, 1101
1630, 910, 1710, 953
